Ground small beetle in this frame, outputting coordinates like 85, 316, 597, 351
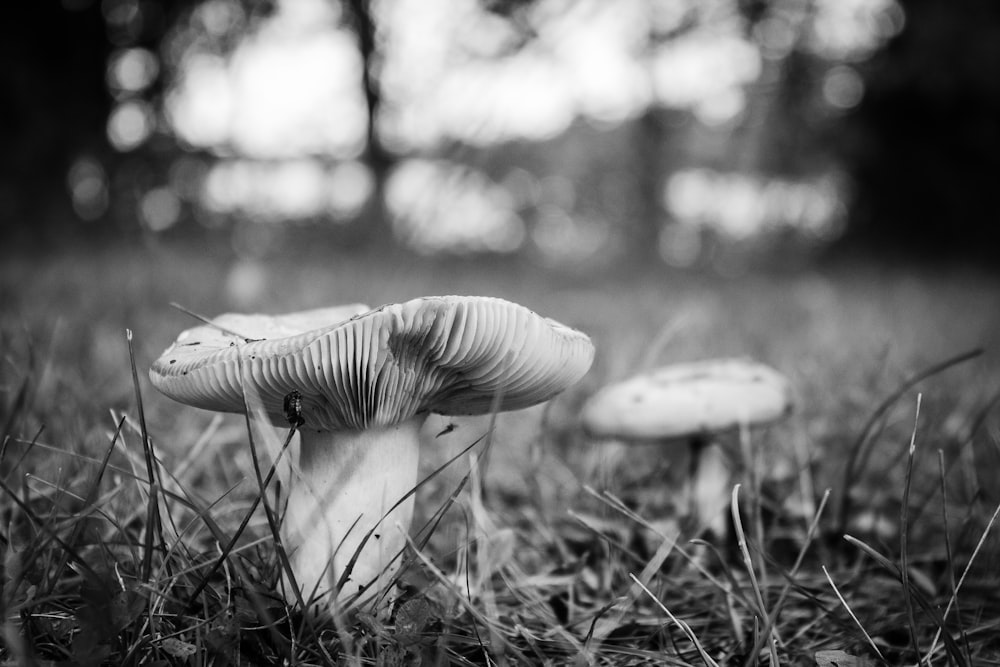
283, 390, 306, 428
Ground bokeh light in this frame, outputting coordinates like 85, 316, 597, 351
386, 159, 526, 254
165, 0, 367, 159
107, 47, 159, 94
107, 99, 154, 150
143, 0, 905, 260
822, 65, 865, 110
205, 160, 344, 221
139, 187, 182, 231
651, 31, 761, 125
807, 0, 905, 60
67, 156, 109, 221
664, 168, 845, 242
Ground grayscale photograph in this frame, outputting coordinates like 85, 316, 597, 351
2, 0, 999, 664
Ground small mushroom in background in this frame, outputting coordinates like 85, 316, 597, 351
149, 296, 594, 614
580, 358, 793, 539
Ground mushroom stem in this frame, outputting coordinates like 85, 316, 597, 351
283, 417, 421, 611
688, 438, 731, 539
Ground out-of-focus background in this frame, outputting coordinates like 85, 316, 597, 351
4, 0, 999, 270
3, 6, 1000, 661
3, 0, 999, 510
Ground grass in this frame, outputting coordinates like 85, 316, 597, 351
2, 236, 1000, 665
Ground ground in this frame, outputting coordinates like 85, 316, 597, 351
2, 235, 1000, 664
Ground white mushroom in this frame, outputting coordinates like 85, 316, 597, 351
150, 296, 594, 613
581, 358, 792, 537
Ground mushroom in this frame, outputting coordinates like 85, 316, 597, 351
580, 358, 792, 537
149, 296, 594, 612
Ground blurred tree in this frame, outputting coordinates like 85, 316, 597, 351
0, 1, 110, 241
5, 0, 998, 265
340, 0, 393, 248
835, 0, 1000, 261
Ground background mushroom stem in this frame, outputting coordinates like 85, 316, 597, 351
283, 418, 422, 610
687, 437, 732, 539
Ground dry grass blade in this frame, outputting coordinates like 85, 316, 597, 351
730, 483, 778, 666
172, 413, 224, 482
628, 573, 720, 667
836, 347, 982, 535
899, 393, 921, 660
922, 496, 1000, 664
843, 534, 966, 665
0, 476, 102, 583
126, 328, 167, 584
821, 565, 886, 662
402, 531, 527, 664
587, 519, 680, 647
0, 373, 31, 467
169, 301, 260, 340
48, 415, 126, 585
236, 366, 307, 619
909, 386, 1000, 530
409, 433, 484, 551
180, 423, 297, 612
582, 486, 752, 612
743, 488, 832, 667
937, 449, 972, 663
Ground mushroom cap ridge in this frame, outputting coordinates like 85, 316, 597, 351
150, 296, 594, 431
581, 358, 792, 441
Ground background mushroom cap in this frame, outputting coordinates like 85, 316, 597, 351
581, 358, 792, 440
150, 296, 594, 431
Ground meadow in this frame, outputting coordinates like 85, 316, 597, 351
2, 236, 1000, 665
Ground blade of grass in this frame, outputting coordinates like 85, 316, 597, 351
126, 328, 166, 584
909, 386, 1000, 526
181, 424, 297, 612
588, 517, 680, 647
0, 326, 38, 467
899, 393, 921, 661
168, 301, 260, 341
938, 449, 972, 664
5, 425, 45, 485
0, 476, 102, 583
843, 534, 966, 665
821, 565, 886, 662
239, 390, 302, 604
836, 348, 982, 536
0, 374, 31, 467
402, 529, 529, 665
582, 486, 755, 614
921, 495, 1000, 664
730, 483, 778, 666
743, 488, 831, 667
629, 573, 720, 667
48, 415, 126, 584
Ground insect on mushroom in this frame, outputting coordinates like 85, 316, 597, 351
283, 390, 305, 428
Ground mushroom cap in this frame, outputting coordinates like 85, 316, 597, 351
150, 296, 594, 431
581, 358, 792, 441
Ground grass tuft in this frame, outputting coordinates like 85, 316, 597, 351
3, 251, 1000, 664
